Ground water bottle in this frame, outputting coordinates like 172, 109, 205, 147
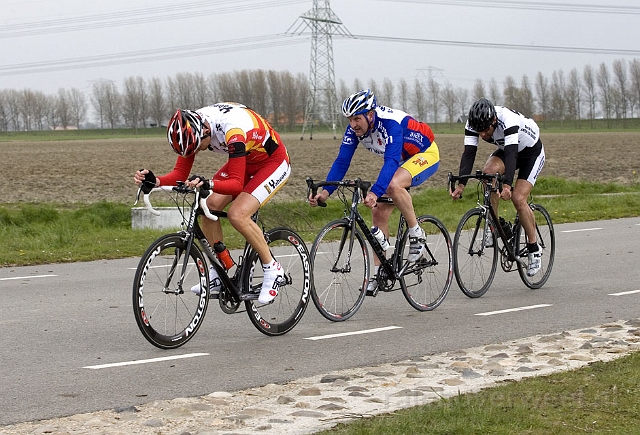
499, 217, 513, 241
214, 241, 235, 270
371, 226, 390, 251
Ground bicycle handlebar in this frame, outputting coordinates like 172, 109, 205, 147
134, 183, 219, 221
305, 177, 372, 207
448, 171, 504, 193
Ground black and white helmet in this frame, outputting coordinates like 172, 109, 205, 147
468, 98, 496, 132
341, 89, 376, 117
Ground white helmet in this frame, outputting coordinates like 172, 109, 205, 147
341, 89, 376, 117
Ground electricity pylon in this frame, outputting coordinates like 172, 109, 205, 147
287, 1, 352, 140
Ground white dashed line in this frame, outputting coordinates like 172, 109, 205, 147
475, 304, 552, 316
609, 289, 640, 296
83, 353, 210, 369
305, 326, 403, 341
0, 274, 57, 281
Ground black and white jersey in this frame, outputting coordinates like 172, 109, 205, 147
464, 106, 540, 152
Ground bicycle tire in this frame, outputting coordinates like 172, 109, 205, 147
398, 215, 453, 311
243, 227, 312, 336
453, 208, 498, 298
516, 204, 556, 289
309, 219, 369, 322
132, 233, 209, 349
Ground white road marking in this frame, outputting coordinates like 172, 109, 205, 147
83, 353, 210, 369
609, 289, 640, 296
475, 304, 552, 316
0, 274, 57, 281
305, 326, 403, 341
562, 228, 603, 233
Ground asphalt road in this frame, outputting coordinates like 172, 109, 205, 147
1, 217, 639, 426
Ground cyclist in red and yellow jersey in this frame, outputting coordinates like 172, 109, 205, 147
134, 103, 290, 303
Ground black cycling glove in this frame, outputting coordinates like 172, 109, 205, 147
188, 174, 213, 191
141, 170, 157, 194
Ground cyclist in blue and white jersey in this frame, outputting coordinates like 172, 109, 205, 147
308, 89, 440, 295
449, 98, 546, 276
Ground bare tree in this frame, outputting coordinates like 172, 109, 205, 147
549, 70, 566, 122
535, 72, 550, 126
45, 94, 59, 130
503, 75, 519, 109
380, 78, 395, 107
91, 80, 108, 129
281, 71, 306, 129
68, 87, 87, 129
103, 81, 122, 129
597, 62, 613, 124
237, 70, 253, 107
630, 59, 640, 118
612, 58, 629, 121
56, 88, 71, 129
565, 68, 582, 124
440, 81, 457, 124
426, 78, 441, 122
215, 72, 239, 103
367, 79, 378, 98
519, 75, 534, 116
122, 76, 148, 130
19, 89, 37, 131
397, 78, 409, 111
411, 79, 427, 121
0, 91, 8, 131
147, 77, 166, 127
488, 78, 501, 105
267, 70, 283, 127
473, 79, 486, 100
251, 69, 270, 116
582, 65, 597, 125
192, 72, 210, 109
455, 87, 469, 121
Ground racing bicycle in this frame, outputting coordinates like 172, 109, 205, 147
306, 178, 452, 321
448, 171, 555, 298
132, 183, 312, 349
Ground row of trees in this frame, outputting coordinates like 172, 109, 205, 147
1, 58, 639, 132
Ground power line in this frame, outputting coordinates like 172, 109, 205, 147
1, 32, 638, 77
0, 0, 308, 39
0, 34, 309, 76
376, 0, 640, 14
346, 34, 640, 56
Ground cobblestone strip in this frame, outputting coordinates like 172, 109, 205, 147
3, 319, 639, 435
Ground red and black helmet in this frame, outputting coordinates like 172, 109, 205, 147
167, 109, 203, 157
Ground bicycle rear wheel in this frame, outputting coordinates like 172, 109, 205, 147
516, 204, 556, 288
309, 219, 369, 321
398, 215, 453, 311
132, 233, 209, 349
453, 208, 498, 298
243, 227, 312, 336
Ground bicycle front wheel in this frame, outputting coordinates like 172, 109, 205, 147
310, 219, 369, 322
243, 227, 312, 336
516, 204, 556, 289
132, 233, 209, 349
453, 208, 498, 298
398, 215, 453, 311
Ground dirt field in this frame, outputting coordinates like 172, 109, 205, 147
2, 131, 639, 204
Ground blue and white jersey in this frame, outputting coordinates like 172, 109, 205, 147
326, 106, 435, 198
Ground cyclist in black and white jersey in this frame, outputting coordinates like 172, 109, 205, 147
449, 98, 546, 276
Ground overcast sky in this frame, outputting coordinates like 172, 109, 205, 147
1, 0, 639, 100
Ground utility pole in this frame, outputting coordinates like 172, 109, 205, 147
287, 0, 352, 140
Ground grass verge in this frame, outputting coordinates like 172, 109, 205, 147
318, 351, 640, 435
1, 176, 640, 267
